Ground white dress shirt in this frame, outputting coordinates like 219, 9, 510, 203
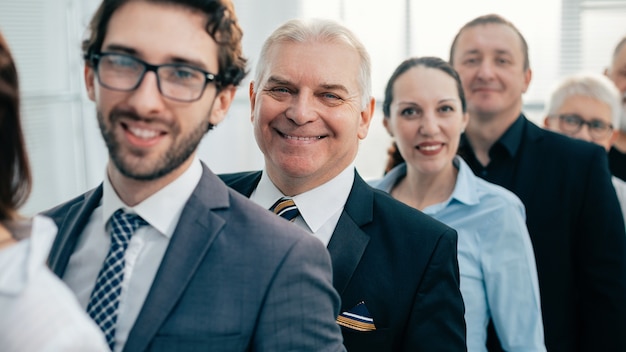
0, 215, 109, 352
250, 164, 355, 246
612, 176, 626, 227
62, 157, 202, 352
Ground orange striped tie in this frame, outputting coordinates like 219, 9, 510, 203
269, 197, 300, 222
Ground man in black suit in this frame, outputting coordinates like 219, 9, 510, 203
450, 13, 626, 352
43, 1, 346, 351
220, 18, 466, 352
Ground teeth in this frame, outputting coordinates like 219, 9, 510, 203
285, 135, 322, 141
128, 126, 159, 139
420, 145, 441, 151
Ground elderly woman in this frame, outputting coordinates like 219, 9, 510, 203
370, 57, 545, 351
543, 72, 626, 224
0, 32, 108, 351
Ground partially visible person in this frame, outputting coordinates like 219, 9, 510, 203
605, 36, 626, 181
43, 1, 345, 351
221, 19, 466, 352
0, 31, 109, 352
450, 13, 626, 352
544, 72, 626, 223
371, 56, 545, 352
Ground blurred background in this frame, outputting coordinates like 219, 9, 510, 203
1, 0, 625, 214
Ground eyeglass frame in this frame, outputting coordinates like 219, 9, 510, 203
87, 52, 222, 102
551, 113, 614, 140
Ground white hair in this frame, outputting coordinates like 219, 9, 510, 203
546, 72, 621, 129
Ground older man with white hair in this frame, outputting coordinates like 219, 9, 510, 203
544, 72, 626, 223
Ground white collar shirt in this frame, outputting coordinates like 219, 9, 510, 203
62, 157, 202, 352
250, 164, 355, 246
0, 216, 109, 351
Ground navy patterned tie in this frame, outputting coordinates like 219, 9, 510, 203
86, 209, 148, 350
269, 197, 300, 222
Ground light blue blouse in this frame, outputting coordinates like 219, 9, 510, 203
371, 156, 545, 352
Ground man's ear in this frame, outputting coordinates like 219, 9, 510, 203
84, 64, 96, 101
609, 129, 619, 147
357, 97, 375, 140
249, 81, 256, 123
543, 116, 551, 128
521, 68, 532, 93
208, 86, 236, 126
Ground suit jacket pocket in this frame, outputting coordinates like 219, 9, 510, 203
147, 334, 245, 352
341, 327, 392, 352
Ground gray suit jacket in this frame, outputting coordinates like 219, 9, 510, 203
44, 164, 345, 352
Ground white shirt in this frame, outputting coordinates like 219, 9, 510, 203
0, 215, 109, 352
612, 176, 626, 227
250, 164, 355, 246
62, 157, 202, 352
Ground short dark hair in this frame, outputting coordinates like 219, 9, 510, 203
82, 0, 247, 88
449, 13, 530, 71
382, 56, 466, 118
0, 32, 31, 221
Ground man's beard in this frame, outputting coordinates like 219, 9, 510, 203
97, 109, 209, 181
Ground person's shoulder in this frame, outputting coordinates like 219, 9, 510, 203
533, 126, 603, 155
525, 125, 607, 171
218, 170, 260, 184
370, 187, 455, 237
40, 187, 101, 225
223, 187, 324, 249
474, 175, 525, 210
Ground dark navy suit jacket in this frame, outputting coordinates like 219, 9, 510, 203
220, 170, 467, 352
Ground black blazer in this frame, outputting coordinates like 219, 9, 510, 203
464, 117, 626, 352
220, 170, 467, 352
44, 165, 346, 352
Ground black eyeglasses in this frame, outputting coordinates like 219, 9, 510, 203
89, 52, 220, 102
554, 113, 613, 140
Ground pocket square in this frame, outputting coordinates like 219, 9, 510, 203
336, 301, 376, 331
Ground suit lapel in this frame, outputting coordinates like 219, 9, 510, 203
222, 171, 262, 197
48, 186, 103, 277
223, 169, 373, 295
327, 173, 372, 295
123, 166, 230, 352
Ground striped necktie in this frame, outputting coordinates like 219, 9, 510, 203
86, 209, 147, 350
269, 197, 300, 222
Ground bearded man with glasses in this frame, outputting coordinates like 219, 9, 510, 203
42, 1, 345, 351
544, 72, 626, 224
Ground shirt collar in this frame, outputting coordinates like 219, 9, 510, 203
459, 113, 525, 159
376, 156, 480, 213
252, 164, 355, 233
447, 156, 480, 207
102, 157, 203, 238
495, 113, 525, 158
